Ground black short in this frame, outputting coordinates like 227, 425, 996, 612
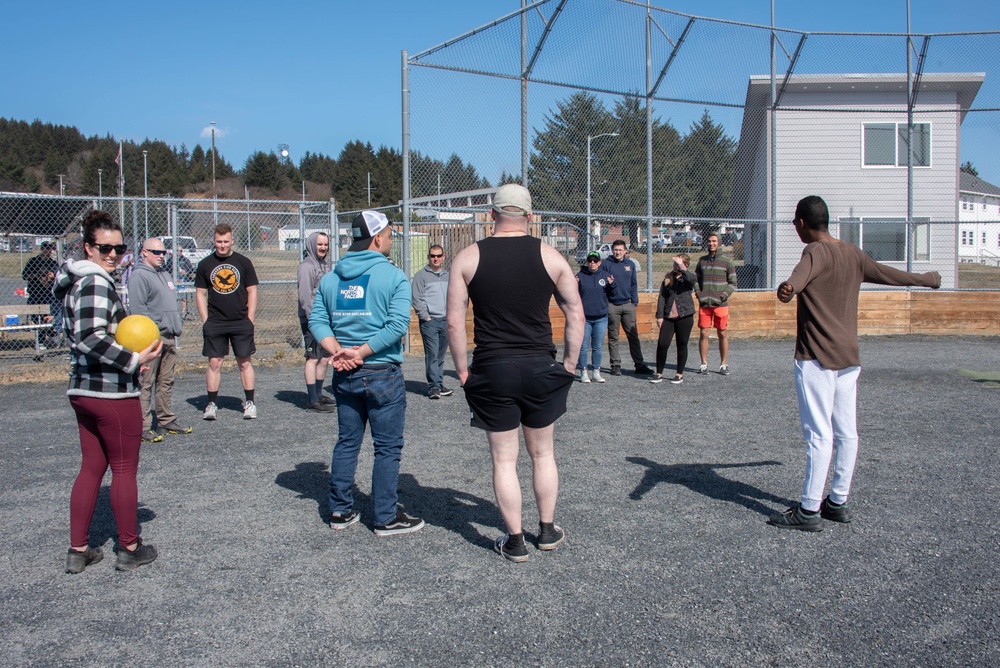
300, 319, 331, 360
463, 354, 575, 432
202, 319, 255, 358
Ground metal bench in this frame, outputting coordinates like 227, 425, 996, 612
0, 304, 56, 357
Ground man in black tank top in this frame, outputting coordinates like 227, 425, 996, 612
447, 184, 585, 562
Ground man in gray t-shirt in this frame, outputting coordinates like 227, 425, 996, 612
127, 237, 191, 440
411, 244, 452, 399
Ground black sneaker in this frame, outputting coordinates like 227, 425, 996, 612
537, 523, 565, 551
374, 510, 425, 536
428, 387, 441, 400
610, 365, 622, 376
635, 364, 654, 375
65, 546, 103, 574
319, 395, 336, 406
307, 401, 336, 413
114, 539, 158, 571
329, 510, 360, 530
768, 504, 823, 532
439, 386, 454, 397
820, 497, 853, 523
669, 375, 684, 384
494, 533, 529, 562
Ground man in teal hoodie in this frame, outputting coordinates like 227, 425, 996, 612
309, 210, 424, 537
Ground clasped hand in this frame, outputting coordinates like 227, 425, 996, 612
331, 346, 363, 371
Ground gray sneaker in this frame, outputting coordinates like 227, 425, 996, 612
65, 546, 103, 574
203, 402, 218, 421
114, 540, 158, 571
243, 400, 257, 420
820, 497, 853, 523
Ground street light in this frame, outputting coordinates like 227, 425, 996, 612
142, 150, 149, 238
98, 169, 102, 205
58, 174, 65, 196
210, 121, 217, 191
586, 131, 619, 252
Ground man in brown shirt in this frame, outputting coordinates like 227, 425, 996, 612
768, 195, 940, 531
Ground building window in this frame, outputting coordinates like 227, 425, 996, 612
863, 123, 930, 167
838, 217, 930, 261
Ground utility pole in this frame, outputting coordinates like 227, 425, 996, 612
210, 121, 217, 191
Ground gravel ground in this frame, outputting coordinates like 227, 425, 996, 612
1, 335, 997, 667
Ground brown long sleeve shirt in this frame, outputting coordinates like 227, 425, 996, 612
785, 240, 940, 370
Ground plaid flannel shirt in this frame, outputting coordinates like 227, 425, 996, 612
54, 259, 140, 398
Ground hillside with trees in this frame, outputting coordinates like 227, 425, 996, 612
2, 99, 736, 229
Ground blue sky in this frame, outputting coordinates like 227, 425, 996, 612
4, 1, 998, 181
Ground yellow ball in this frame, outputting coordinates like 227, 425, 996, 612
115, 314, 161, 352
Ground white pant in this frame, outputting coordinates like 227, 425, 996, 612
794, 359, 860, 512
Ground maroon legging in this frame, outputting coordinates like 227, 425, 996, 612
68, 395, 143, 548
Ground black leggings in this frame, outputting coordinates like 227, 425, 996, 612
655, 314, 694, 375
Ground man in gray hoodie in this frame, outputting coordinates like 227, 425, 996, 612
127, 237, 191, 440
297, 232, 335, 412
411, 244, 452, 399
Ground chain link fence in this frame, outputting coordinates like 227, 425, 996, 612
402, 0, 1000, 291
1, 192, 997, 364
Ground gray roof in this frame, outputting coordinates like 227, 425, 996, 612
959, 172, 1000, 197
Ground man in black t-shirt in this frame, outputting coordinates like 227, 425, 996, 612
195, 224, 260, 420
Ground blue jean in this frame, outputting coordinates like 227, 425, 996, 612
329, 363, 406, 525
418, 317, 448, 389
577, 316, 608, 371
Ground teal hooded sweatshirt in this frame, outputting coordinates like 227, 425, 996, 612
308, 250, 411, 364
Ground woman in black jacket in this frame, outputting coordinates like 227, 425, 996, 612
651, 254, 696, 384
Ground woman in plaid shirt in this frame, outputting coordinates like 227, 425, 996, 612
53, 211, 162, 574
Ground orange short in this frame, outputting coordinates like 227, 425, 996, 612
698, 305, 729, 330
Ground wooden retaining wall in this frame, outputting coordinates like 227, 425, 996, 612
408, 291, 1000, 352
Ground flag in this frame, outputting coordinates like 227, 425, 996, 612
114, 145, 121, 165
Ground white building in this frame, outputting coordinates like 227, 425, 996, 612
958, 171, 1000, 266
730, 72, 985, 289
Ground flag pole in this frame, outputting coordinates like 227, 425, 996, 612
116, 141, 125, 234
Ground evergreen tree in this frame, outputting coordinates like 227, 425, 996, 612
242, 151, 286, 193
682, 110, 736, 225
961, 161, 979, 177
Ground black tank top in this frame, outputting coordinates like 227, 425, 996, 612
467, 235, 556, 360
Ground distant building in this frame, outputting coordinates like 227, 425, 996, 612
958, 171, 1000, 266
731, 72, 985, 289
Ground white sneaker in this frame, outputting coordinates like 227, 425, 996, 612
203, 402, 218, 421
591, 369, 605, 383
579, 369, 590, 383
719, 364, 730, 376
243, 400, 258, 419
698, 364, 709, 375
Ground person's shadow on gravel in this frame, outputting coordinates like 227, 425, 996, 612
273, 389, 310, 408
275, 461, 372, 524
397, 473, 497, 552
626, 457, 791, 517
88, 485, 157, 548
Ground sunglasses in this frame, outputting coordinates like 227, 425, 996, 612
429, 253, 444, 258
144, 249, 168, 256
91, 243, 128, 255
586, 258, 601, 263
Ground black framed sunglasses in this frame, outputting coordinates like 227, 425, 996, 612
91, 243, 128, 255
428, 253, 444, 258
144, 249, 168, 256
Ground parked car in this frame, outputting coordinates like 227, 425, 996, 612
157, 235, 211, 264
574, 242, 613, 265
671, 231, 702, 247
